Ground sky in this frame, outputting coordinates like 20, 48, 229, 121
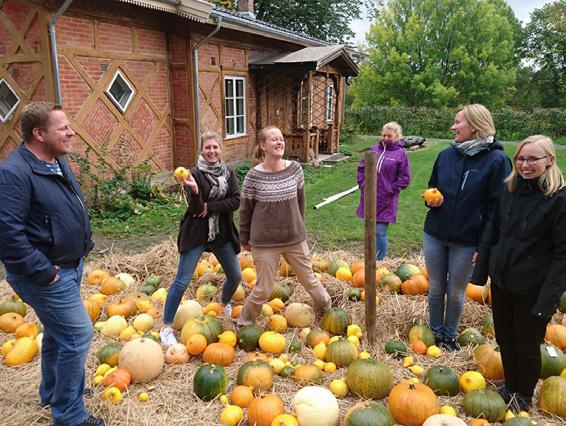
350, 0, 553, 45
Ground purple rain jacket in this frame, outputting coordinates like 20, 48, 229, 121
356, 140, 411, 223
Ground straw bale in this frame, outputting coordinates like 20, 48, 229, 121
0, 242, 564, 425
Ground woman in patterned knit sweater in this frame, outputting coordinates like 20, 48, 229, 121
237, 126, 332, 326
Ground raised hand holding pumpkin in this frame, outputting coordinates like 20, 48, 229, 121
422, 188, 444, 207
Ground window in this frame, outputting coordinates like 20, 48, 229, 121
326, 82, 334, 122
106, 70, 135, 112
224, 76, 246, 138
0, 79, 20, 123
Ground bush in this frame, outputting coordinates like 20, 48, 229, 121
347, 106, 566, 140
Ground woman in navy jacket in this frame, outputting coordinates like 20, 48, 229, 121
423, 104, 511, 351
471, 135, 566, 412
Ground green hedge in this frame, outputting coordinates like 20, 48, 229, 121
346, 106, 566, 140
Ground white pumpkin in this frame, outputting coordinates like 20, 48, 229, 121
118, 338, 164, 382
172, 300, 204, 330
101, 315, 128, 337
285, 303, 315, 328
292, 386, 339, 426
422, 414, 467, 426
35, 332, 43, 352
165, 343, 189, 364
114, 272, 136, 287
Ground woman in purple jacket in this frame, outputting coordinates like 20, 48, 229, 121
356, 122, 411, 260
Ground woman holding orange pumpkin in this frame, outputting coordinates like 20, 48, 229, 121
471, 135, 566, 412
423, 104, 511, 352
160, 131, 242, 346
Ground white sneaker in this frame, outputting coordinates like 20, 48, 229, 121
222, 303, 232, 318
159, 326, 178, 346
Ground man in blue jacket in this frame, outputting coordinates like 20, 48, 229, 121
0, 102, 104, 426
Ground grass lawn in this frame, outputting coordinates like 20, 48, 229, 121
91, 135, 566, 255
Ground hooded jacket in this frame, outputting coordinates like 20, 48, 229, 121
0, 144, 93, 286
471, 178, 566, 318
356, 140, 411, 223
424, 140, 511, 246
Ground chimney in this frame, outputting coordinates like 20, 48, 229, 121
237, 0, 255, 19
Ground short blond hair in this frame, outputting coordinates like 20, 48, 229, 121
21, 102, 62, 142
200, 131, 222, 149
382, 121, 403, 140
506, 135, 564, 196
460, 104, 496, 139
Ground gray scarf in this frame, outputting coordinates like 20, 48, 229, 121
452, 136, 494, 156
197, 155, 230, 242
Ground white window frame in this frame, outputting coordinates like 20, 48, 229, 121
105, 70, 135, 113
0, 79, 20, 123
326, 82, 334, 122
224, 76, 246, 139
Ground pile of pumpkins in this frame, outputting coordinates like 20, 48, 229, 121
0, 295, 41, 366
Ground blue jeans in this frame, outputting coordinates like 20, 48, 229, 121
376, 222, 389, 260
6, 259, 93, 426
423, 233, 475, 341
163, 242, 242, 324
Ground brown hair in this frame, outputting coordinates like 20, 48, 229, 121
200, 131, 222, 150
21, 102, 62, 142
252, 125, 280, 165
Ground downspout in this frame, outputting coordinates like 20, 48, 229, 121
48, 0, 75, 105
192, 16, 222, 163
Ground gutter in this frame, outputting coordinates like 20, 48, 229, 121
192, 16, 222, 163
49, 0, 75, 105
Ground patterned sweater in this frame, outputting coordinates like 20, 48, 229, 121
239, 160, 306, 247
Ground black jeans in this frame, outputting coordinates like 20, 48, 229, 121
492, 284, 549, 397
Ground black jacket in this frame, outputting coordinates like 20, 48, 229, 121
0, 144, 93, 286
177, 167, 240, 255
471, 177, 566, 318
424, 141, 511, 246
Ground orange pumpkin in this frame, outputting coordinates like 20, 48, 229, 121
83, 299, 101, 323
545, 324, 566, 350
279, 259, 293, 277
204, 302, 222, 316
230, 385, 254, 408
86, 269, 111, 286
473, 344, 504, 380
466, 283, 490, 304
106, 299, 136, 318
245, 351, 270, 363
0, 312, 25, 333
469, 420, 490, 426
352, 269, 365, 288
186, 334, 208, 356
103, 368, 131, 391
401, 274, 428, 295
231, 305, 243, 319
101, 276, 126, 295
247, 394, 285, 426
388, 382, 439, 426
202, 342, 235, 366
239, 254, 254, 270
15, 322, 39, 339
422, 188, 443, 204
411, 340, 427, 355
350, 261, 364, 275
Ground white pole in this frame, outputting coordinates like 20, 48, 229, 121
313, 185, 359, 210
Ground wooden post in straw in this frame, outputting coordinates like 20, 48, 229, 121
364, 151, 377, 343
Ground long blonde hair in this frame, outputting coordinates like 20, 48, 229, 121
252, 125, 280, 165
506, 135, 564, 196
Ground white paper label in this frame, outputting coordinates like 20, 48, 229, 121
546, 345, 558, 358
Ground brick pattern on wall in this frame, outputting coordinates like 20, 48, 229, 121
82, 100, 118, 147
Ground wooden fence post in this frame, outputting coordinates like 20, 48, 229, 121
364, 151, 377, 343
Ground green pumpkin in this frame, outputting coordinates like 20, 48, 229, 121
195, 284, 217, 301
482, 313, 495, 336
379, 274, 402, 293
193, 363, 227, 401
457, 327, 486, 347
540, 344, 566, 379
0, 296, 27, 317
347, 288, 362, 301
326, 338, 359, 367
560, 291, 566, 313
270, 281, 293, 302
181, 314, 223, 345
344, 401, 394, 426
346, 359, 393, 400
144, 275, 161, 288
279, 365, 295, 378
408, 321, 435, 347
97, 342, 123, 366
504, 417, 540, 426
139, 284, 157, 295
539, 376, 566, 418
423, 365, 460, 396
321, 307, 351, 335
143, 332, 159, 342
394, 263, 421, 281
237, 324, 264, 351
384, 339, 407, 359
462, 389, 506, 422
327, 259, 349, 277
288, 340, 301, 353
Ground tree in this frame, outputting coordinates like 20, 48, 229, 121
522, 0, 565, 107
350, 0, 520, 108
